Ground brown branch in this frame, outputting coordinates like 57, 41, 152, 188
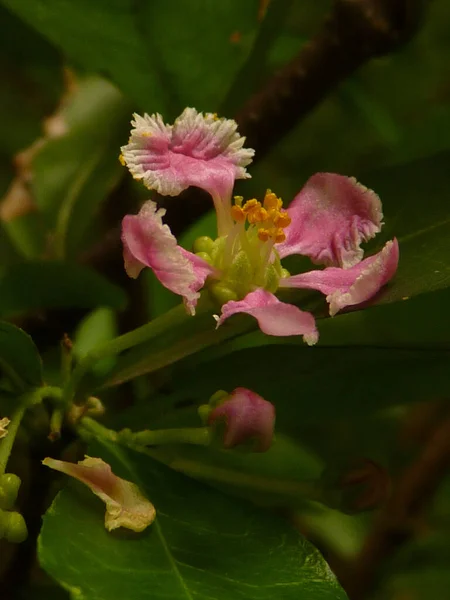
342, 412, 450, 600
162, 0, 424, 236
236, 0, 424, 161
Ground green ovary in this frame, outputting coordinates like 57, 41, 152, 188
193, 233, 289, 307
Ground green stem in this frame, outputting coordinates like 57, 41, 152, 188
104, 316, 253, 388
29, 386, 64, 405
49, 409, 64, 440
80, 417, 212, 448
62, 302, 193, 404
0, 403, 26, 475
129, 427, 212, 447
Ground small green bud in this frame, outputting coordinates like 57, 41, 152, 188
195, 251, 212, 264
208, 390, 229, 408
193, 236, 214, 255
0, 473, 21, 510
208, 283, 238, 306
280, 268, 291, 279
197, 404, 211, 424
4, 511, 28, 543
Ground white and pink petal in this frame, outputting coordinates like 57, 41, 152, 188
43, 456, 155, 532
278, 173, 383, 268
280, 239, 399, 316
122, 200, 216, 314
215, 288, 318, 344
120, 108, 254, 235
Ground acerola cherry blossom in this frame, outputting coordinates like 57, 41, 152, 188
120, 107, 254, 235
43, 456, 155, 532
120, 108, 399, 344
208, 387, 275, 452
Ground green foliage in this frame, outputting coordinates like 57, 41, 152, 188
0, 321, 42, 391
0, 262, 126, 318
0, 5, 63, 196
1, 0, 265, 114
31, 77, 131, 259
39, 440, 347, 600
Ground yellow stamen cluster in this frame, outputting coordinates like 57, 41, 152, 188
230, 190, 291, 243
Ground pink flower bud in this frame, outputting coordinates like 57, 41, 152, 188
208, 388, 275, 452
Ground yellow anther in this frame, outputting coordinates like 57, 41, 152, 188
118, 154, 126, 166
273, 211, 291, 228
243, 199, 259, 213
263, 190, 282, 211
231, 205, 246, 222
274, 228, 286, 243
233, 195, 243, 207
247, 206, 268, 224
257, 228, 270, 242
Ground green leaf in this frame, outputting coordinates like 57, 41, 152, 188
376, 533, 450, 600
317, 287, 450, 347
39, 440, 347, 600
363, 150, 450, 303
2, 0, 263, 112
0, 261, 126, 318
74, 307, 118, 377
31, 76, 131, 259
168, 342, 450, 426
0, 321, 42, 390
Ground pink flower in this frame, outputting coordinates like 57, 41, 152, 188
120, 109, 398, 344
208, 387, 275, 452
120, 108, 254, 235
42, 456, 155, 532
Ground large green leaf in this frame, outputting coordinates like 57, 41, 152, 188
0, 261, 126, 317
0, 321, 42, 390
168, 342, 450, 427
39, 440, 347, 600
31, 77, 131, 259
363, 151, 450, 303
1, 0, 263, 112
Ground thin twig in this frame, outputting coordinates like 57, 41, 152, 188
343, 412, 450, 600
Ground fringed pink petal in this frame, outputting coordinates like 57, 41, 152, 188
280, 239, 399, 316
43, 456, 155, 532
278, 173, 383, 268
208, 388, 275, 452
121, 108, 254, 235
216, 289, 318, 344
122, 200, 216, 314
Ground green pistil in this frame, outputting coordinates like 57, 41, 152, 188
193, 231, 286, 306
